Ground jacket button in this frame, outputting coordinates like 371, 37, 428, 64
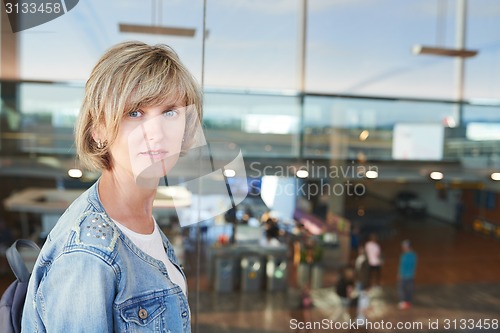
138, 308, 148, 319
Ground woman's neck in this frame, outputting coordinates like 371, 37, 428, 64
98, 170, 158, 234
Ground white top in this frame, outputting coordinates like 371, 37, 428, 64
113, 220, 187, 296
365, 240, 382, 266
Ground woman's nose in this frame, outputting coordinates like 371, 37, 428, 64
141, 116, 166, 142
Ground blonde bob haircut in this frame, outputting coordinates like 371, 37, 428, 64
75, 41, 202, 171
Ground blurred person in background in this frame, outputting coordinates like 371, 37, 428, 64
22, 41, 202, 332
335, 265, 357, 320
354, 245, 371, 321
354, 246, 370, 291
398, 239, 418, 310
365, 233, 383, 287
260, 218, 281, 247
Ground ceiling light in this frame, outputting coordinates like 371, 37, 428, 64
430, 171, 444, 180
365, 170, 378, 179
412, 45, 477, 58
491, 173, 500, 181
223, 169, 236, 178
359, 130, 369, 141
296, 170, 309, 179
68, 169, 83, 178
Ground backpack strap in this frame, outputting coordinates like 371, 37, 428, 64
6, 240, 40, 283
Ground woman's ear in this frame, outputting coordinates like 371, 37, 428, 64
91, 124, 106, 145
92, 125, 108, 149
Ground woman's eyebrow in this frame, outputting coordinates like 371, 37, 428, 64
162, 104, 186, 111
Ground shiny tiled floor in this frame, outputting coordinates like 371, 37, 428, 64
191, 284, 500, 332
187, 216, 500, 333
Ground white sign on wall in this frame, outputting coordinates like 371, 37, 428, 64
392, 123, 444, 160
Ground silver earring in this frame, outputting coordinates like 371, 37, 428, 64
97, 140, 103, 149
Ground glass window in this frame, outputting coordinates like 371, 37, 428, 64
18, 83, 83, 154
19, 0, 204, 81
204, 90, 301, 157
466, 0, 500, 100
306, 0, 458, 99
204, 0, 300, 89
303, 95, 457, 160
0, 82, 84, 155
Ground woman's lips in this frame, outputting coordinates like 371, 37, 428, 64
139, 150, 168, 161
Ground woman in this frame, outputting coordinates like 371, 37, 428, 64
365, 233, 382, 287
22, 41, 202, 332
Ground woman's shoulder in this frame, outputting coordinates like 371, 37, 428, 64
34, 209, 122, 286
68, 183, 120, 252
41, 211, 120, 266
71, 211, 120, 252
47, 185, 121, 260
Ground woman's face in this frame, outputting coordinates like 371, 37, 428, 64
108, 98, 186, 184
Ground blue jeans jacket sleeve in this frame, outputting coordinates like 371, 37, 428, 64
26, 250, 117, 332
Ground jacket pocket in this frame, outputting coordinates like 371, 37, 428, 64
120, 295, 166, 332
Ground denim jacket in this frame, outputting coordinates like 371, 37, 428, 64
21, 181, 191, 333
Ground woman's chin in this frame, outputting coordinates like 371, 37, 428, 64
134, 174, 162, 189
134, 163, 171, 184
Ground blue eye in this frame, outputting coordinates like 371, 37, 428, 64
128, 110, 142, 118
164, 110, 178, 117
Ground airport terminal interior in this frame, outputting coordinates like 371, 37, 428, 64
1, 0, 500, 332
